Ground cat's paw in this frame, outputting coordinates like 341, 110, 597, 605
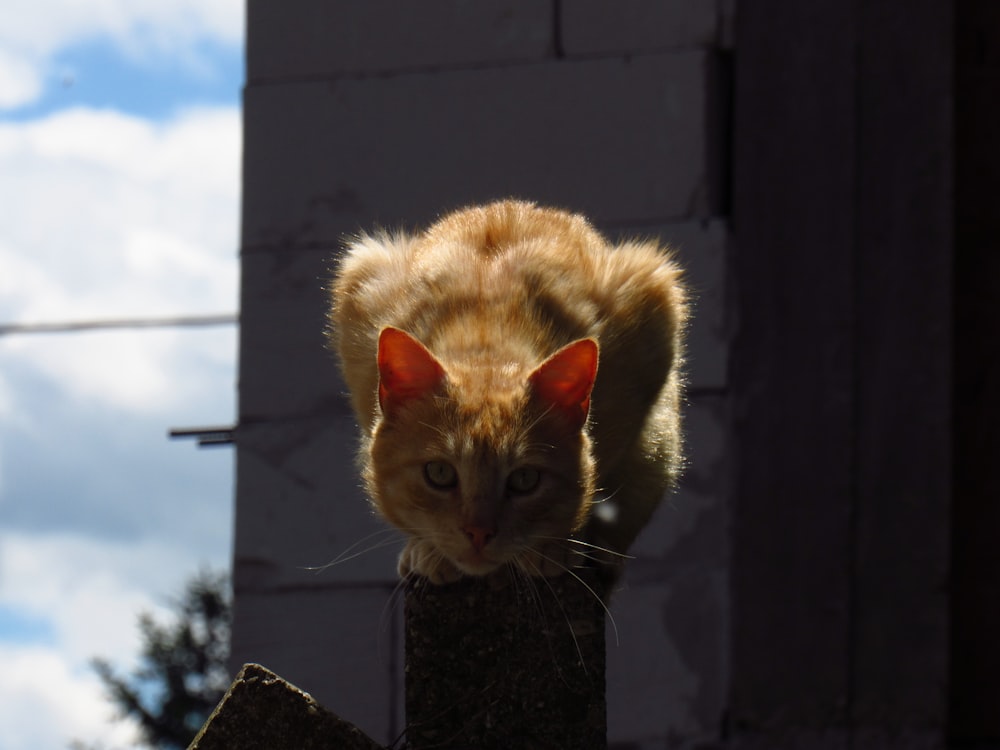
398, 539, 463, 584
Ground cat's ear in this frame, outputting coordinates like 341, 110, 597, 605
528, 338, 599, 429
377, 327, 445, 416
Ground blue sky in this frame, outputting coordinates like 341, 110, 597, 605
8, 37, 240, 122
0, 2, 243, 746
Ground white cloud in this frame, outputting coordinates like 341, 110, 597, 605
0, 644, 140, 748
0, 8, 242, 746
0, 532, 178, 664
0, 105, 240, 416
0, 0, 243, 110
0, 99, 236, 748
0, 530, 218, 749
0, 47, 43, 109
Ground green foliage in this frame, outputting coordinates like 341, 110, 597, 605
91, 569, 232, 750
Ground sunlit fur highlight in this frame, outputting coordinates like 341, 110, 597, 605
329, 200, 687, 583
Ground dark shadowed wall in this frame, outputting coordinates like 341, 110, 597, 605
233, 3, 732, 746
232, 2, 996, 748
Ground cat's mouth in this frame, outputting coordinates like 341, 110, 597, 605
453, 548, 502, 576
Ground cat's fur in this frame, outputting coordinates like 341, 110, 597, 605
329, 200, 686, 584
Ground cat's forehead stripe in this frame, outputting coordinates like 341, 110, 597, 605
437, 410, 529, 463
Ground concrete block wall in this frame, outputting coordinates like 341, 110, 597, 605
233, 2, 733, 746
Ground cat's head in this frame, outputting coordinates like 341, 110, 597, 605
366, 327, 598, 578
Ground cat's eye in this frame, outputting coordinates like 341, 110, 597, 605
424, 461, 458, 489
506, 467, 541, 495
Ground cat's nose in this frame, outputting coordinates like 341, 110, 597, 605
462, 525, 496, 552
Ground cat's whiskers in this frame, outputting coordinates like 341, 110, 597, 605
377, 570, 412, 642
530, 548, 620, 647
528, 538, 598, 566
506, 559, 547, 627
302, 527, 404, 573
519, 441, 557, 460
536, 535, 633, 561
417, 419, 453, 442
519, 403, 557, 439
515, 552, 589, 678
388, 539, 450, 623
591, 484, 624, 505
562, 547, 604, 564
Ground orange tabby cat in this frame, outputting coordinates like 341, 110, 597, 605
329, 200, 686, 584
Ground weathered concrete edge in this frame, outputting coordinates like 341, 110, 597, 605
189, 663, 385, 750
